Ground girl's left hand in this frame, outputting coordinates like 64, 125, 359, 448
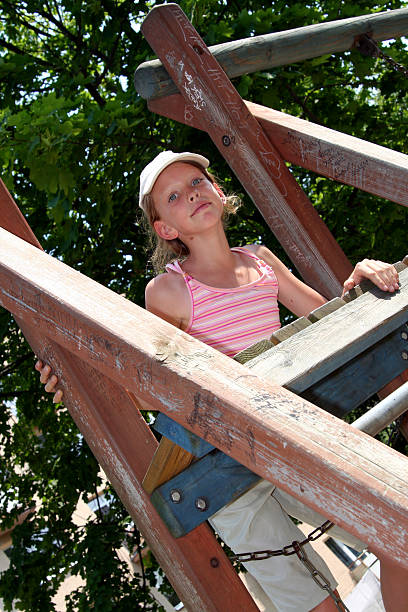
342, 259, 399, 296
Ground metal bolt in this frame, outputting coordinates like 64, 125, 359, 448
195, 497, 208, 511
170, 489, 182, 503
402, 351, 408, 361
222, 135, 231, 146
210, 557, 219, 568
401, 331, 408, 340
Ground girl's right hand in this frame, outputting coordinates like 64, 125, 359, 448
35, 360, 63, 403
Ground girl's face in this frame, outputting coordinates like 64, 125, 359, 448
151, 162, 224, 243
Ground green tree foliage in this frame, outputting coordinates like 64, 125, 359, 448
0, 0, 407, 609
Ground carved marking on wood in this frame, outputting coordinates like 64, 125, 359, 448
187, 392, 233, 451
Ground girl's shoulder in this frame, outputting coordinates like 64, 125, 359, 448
145, 268, 187, 300
240, 243, 276, 265
145, 269, 191, 329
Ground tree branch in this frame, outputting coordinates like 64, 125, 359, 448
0, 353, 33, 378
283, 80, 324, 126
0, 38, 53, 69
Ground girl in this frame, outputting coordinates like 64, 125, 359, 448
38, 150, 404, 612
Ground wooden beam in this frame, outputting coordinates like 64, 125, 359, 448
0, 186, 257, 611
249, 101, 408, 207
141, 4, 352, 298
0, 178, 42, 249
147, 95, 408, 207
1, 227, 407, 567
246, 270, 408, 391
134, 8, 408, 101
27, 334, 255, 611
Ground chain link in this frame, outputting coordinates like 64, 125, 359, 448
357, 34, 408, 79
292, 541, 350, 612
230, 520, 334, 563
230, 519, 350, 611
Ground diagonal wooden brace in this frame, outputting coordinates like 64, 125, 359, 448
0, 179, 258, 611
141, 3, 352, 298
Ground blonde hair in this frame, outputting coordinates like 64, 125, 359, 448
141, 165, 241, 273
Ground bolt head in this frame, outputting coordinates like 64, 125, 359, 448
401, 331, 408, 340
402, 351, 408, 361
170, 489, 182, 503
222, 135, 231, 146
195, 497, 208, 511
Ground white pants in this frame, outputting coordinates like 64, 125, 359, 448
209, 480, 366, 612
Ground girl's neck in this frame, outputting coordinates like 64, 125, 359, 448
179, 229, 259, 290
182, 228, 234, 276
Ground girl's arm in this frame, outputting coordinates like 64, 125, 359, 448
249, 245, 399, 318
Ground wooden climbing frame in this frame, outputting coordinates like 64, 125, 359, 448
1, 5, 408, 610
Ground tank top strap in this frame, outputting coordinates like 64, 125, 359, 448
165, 260, 193, 282
230, 246, 259, 260
231, 246, 275, 276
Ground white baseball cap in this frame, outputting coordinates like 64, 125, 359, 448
139, 150, 210, 211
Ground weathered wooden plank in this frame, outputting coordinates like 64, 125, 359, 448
151, 451, 261, 538
271, 317, 312, 344
148, 94, 408, 207
141, 3, 352, 298
148, 374, 408, 537
307, 297, 346, 323
1, 227, 407, 566
234, 338, 274, 364
247, 271, 408, 392
0, 189, 257, 611
395, 255, 408, 271
134, 8, 408, 101
142, 436, 195, 495
301, 324, 408, 417
154, 413, 215, 457
247, 101, 408, 207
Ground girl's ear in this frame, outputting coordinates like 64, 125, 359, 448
213, 182, 226, 203
153, 219, 179, 241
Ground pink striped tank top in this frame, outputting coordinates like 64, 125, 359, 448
166, 247, 281, 357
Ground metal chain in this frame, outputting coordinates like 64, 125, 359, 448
357, 34, 408, 79
230, 519, 334, 563
230, 519, 350, 611
292, 541, 350, 612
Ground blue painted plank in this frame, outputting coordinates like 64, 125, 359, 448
150, 450, 261, 537
153, 412, 215, 457
302, 324, 408, 417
